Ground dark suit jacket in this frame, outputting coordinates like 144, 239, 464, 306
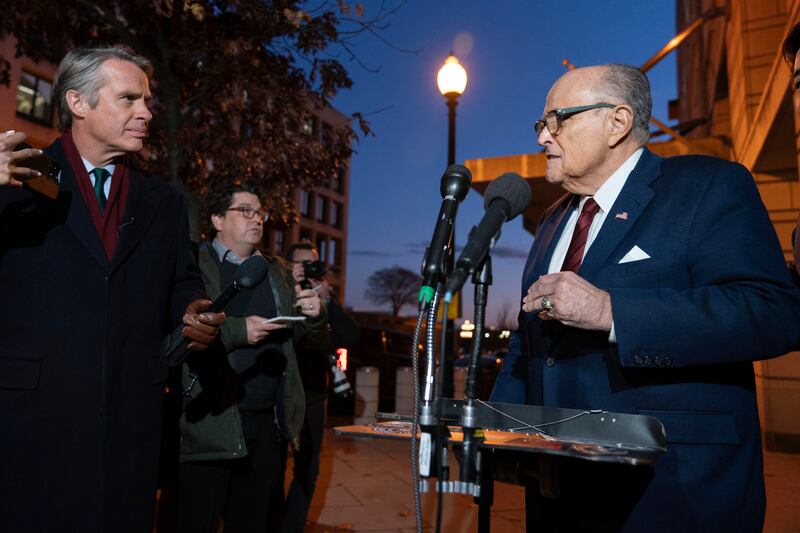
0, 139, 202, 532
491, 149, 800, 532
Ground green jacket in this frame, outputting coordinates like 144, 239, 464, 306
178, 242, 329, 462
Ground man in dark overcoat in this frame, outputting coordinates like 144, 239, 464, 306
0, 46, 224, 532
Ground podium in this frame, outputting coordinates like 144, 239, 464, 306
335, 399, 666, 532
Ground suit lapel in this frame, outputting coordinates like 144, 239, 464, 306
111, 173, 162, 273
47, 141, 110, 271
526, 194, 576, 285
578, 149, 661, 281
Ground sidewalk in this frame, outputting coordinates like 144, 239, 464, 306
290, 423, 800, 532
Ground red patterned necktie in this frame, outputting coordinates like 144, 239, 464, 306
560, 198, 600, 273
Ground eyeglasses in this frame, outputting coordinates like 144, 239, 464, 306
226, 206, 268, 221
534, 103, 617, 136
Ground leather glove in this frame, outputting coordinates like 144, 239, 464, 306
182, 299, 225, 351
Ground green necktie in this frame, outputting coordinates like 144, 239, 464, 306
90, 167, 111, 213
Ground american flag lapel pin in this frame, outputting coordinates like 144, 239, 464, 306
615, 212, 628, 220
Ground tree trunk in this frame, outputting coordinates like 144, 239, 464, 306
159, 74, 203, 241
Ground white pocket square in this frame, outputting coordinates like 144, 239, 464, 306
619, 245, 651, 264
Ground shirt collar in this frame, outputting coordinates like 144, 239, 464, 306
212, 238, 261, 265
587, 148, 644, 213
81, 157, 116, 176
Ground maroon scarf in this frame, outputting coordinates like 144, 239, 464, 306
60, 131, 131, 260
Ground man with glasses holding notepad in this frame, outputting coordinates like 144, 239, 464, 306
177, 182, 328, 533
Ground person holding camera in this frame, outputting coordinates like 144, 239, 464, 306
278, 242, 360, 533
177, 184, 329, 533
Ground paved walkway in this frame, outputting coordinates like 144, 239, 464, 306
289, 425, 800, 532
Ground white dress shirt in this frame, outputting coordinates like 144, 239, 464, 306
545, 148, 643, 342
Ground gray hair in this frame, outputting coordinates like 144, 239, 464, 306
54, 45, 152, 131
593, 64, 652, 144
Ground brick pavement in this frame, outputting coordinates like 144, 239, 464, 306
288, 426, 800, 532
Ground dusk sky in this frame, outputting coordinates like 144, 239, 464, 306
332, 0, 678, 324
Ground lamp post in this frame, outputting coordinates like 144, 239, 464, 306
437, 53, 468, 166
436, 53, 467, 396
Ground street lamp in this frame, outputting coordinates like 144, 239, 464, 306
436, 53, 467, 396
437, 53, 467, 166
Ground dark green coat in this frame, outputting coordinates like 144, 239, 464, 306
179, 243, 328, 461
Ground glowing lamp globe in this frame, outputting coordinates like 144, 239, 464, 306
437, 54, 467, 97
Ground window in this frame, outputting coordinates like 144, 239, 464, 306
331, 168, 345, 194
299, 190, 312, 218
299, 230, 313, 243
321, 122, 333, 147
316, 195, 328, 224
273, 230, 284, 254
330, 238, 342, 266
316, 234, 328, 264
16, 71, 54, 125
330, 201, 342, 228
302, 116, 318, 137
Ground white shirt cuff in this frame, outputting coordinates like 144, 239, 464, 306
608, 321, 617, 344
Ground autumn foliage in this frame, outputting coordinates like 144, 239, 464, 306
0, 0, 380, 229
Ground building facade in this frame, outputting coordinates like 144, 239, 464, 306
262, 105, 352, 301
0, 38, 59, 148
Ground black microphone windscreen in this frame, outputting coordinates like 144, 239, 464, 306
235, 255, 270, 289
483, 173, 532, 220
440, 164, 472, 202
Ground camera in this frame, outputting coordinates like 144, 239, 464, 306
303, 259, 327, 280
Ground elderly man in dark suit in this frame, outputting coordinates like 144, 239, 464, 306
491, 64, 800, 532
782, 24, 800, 280
0, 46, 224, 532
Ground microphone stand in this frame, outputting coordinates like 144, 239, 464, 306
414, 230, 455, 533
458, 252, 491, 497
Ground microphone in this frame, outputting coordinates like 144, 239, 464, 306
444, 173, 531, 300
161, 254, 269, 365
207, 255, 269, 312
418, 164, 472, 303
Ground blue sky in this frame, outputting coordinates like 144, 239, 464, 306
331, 0, 678, 324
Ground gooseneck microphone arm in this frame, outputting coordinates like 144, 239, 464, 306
467, 253, 492, 402
458, 253, 492, 492
421, 289, 441, 425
